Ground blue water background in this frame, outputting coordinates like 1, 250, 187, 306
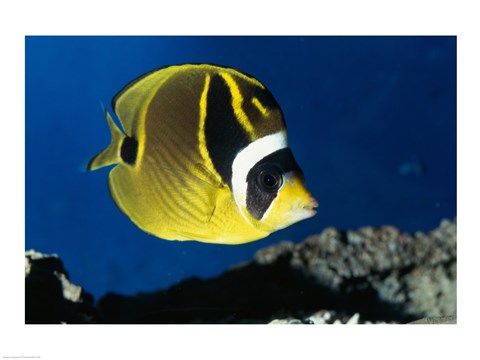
25, 36, 456, 300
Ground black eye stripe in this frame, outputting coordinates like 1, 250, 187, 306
245, 148, 302, 220
246, 184, 277, 220
246, 148, 302, 182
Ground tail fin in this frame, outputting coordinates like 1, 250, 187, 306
87, 106, 126, 171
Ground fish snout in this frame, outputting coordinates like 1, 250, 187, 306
302, 197, 318, 218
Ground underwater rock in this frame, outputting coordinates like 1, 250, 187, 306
269, 313, 457, 325
270, 311, 388, 324
408, 315, 457, 324
97, 219, 456, 324
25, 250, 98, 324
282, 219, 457, 320
25, 219, 456, 324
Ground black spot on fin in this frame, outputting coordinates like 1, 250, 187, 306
120, 136, 138, 165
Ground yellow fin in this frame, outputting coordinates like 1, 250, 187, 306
87, 106, 125, 171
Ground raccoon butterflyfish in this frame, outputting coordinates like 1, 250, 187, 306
88, 64, 317, 244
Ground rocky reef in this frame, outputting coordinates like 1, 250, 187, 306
25, 219, 456, 324
25, 250, 98, 323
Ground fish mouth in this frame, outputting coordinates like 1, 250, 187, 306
307, 197, 318, 209
271, 197, 318, 231
300, 197, 319, 219
305, 197, 318, 210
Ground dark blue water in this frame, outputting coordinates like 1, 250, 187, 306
25, 36, 456, 300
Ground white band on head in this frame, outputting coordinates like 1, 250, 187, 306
231, 131, 288, 222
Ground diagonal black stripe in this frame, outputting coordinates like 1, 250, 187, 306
205, 74, 250, 186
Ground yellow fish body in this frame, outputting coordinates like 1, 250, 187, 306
88, 64, 317, 244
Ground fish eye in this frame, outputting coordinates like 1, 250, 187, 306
256, 167, 283, 193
